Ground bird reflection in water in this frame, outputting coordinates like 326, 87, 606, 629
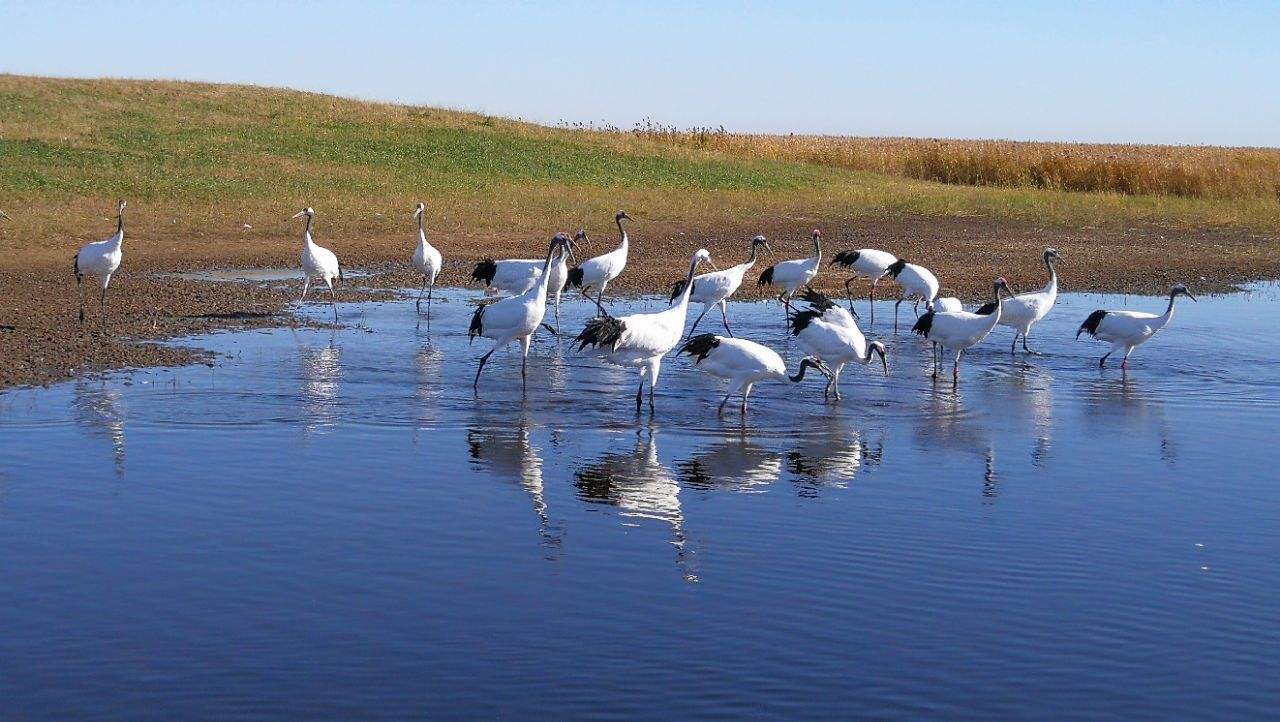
785, 417, 884, 497
466, 420, 563, 554
677, 432, 783, 493
295, 330, 342, 436
73, 379, 126, 477
574, 424, 698, 582
916, 386, 1001, 498
1007, 363, 1054, 468
1083, 373, 1178, 465
412, 343, 445, 437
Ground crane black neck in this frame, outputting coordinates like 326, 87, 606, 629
303, 213, 313, 239
116, 208, 124, 235
417, 211, 424, 235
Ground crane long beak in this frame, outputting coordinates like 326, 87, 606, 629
291, 210, 307, 219
1187, 291, 1198, 302
706, 259, 720, 272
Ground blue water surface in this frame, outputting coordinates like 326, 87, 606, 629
2, 283, 1278, 720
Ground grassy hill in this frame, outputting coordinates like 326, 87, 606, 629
1, 74, 1277, 268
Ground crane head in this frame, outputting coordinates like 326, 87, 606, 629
291, 207, 315, 220
1171, 283, 1197, 302
116, 199, 126, 215
414, 202, 425, 216
1045, 247, 1063, 263
616, 210, 632, 222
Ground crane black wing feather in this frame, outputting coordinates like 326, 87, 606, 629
678, 333, 720, 363
912, 310, 935, 338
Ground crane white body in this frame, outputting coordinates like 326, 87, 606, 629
976, 249, 1061, 354
568, 211, 631, 315
679, 334, 788, 414
469, 234, 570, 392
575, 248, 712, 413
74, 200, 126, 330
758, 230, 822, 323
912, 279, 1012, 384
886, 259, 940, 332
788, 291, 888, 400
410, 202, 443, 317
292, 207, 342, 322
471, 229, 580, 333
931, 296, 964, 313
673, 235, 771, 338
1076, 285, 1195, 368
830, 247, 898, 325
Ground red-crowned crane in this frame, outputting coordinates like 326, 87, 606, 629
291, 207, 343, 323
574, 248, 712, 414
74, 200, 126, 332
1076, 284, 1196, 369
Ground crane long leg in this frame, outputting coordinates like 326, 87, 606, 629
520, 336, 531, 396
869, 280, 878, 327
595, 282, 609, 317
426, 281, 434, 330
301, 277, 310, 301
635, 379, 644, 414
686, 305, 710, 341
1099, 351, 1112, 368
913, 299, 920, 318
718, 391, 733, 416
77, 273, 86, 323
100, 285, 108, 333
554, 297, 561, 336
416, 276, 428, 313
327, 280, 338, 322
741, 382, 753, 414
1022, 332, 1040, 355
719, 300, 733, 337
953, 349, 963, 387
1120, 347, 1134, 370
894, 299, 904, 334
1011, 333, 1019, 355
931, 342, 940, 380
473, 348, 495, 390
844, 277, 858, 315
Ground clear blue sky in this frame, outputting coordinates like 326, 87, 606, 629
3, 1, 1277, 146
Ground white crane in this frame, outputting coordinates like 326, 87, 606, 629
291, 207, 343, 323
470, 230, 581, 334
670, 234, 771, 338
574, 248, 712, 414
829, 247, 897, 325
757, 229, 822, 324
678, 333, 793, 415
73, 199, 126, 331
410, 202, 443, 319
468, 233, 571, 393
567, 210, 632, 316
974, 248, 1062, 354
788, 289, 888, 400
886, 258, 940, 333
912, 278, 1012, 384
930, 296, 964, 313
1076, 284, 1196, 369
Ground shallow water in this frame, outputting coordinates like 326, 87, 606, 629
3, 283, 1279, 719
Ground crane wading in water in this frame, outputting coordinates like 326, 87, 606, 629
291, 207, 343, 323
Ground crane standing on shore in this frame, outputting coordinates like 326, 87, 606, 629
74, 200, 127, 332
